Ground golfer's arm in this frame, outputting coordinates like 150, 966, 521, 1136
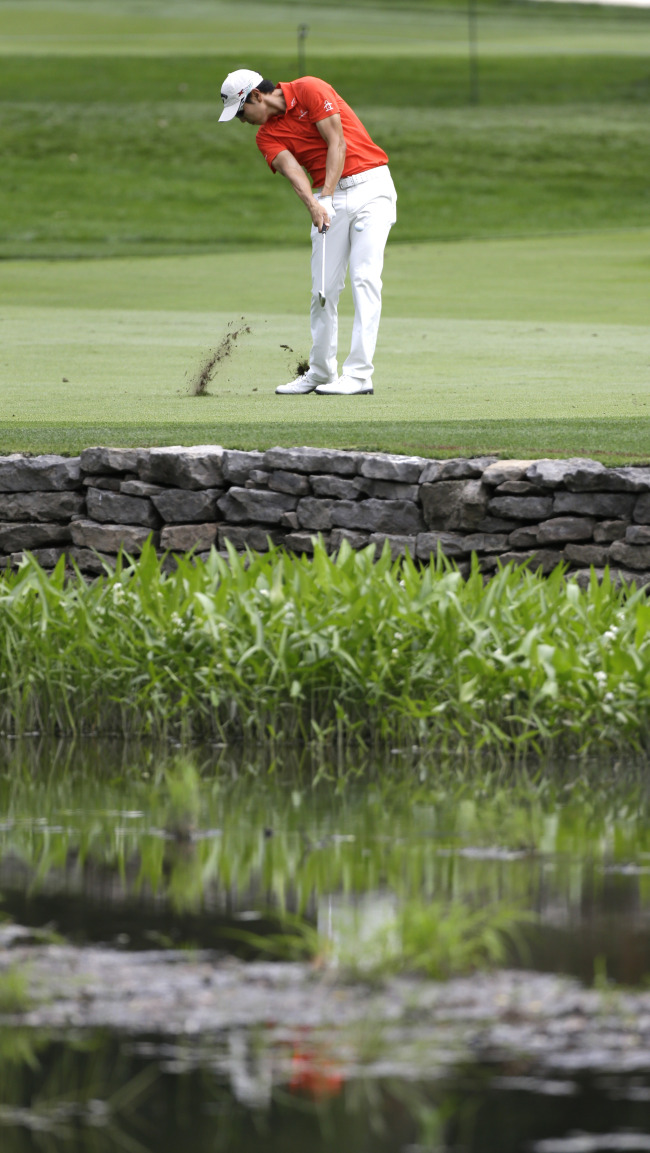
315, 114, 346, 197
272, 150, 320, 214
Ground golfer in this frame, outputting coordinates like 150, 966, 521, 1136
219, 69, 397, 396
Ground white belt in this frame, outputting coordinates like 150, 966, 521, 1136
337, 165, 387, 190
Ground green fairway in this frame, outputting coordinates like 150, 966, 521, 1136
3, 55, 650, 258
2, 231, 648, 461
3, 0, 649, 57
2, 0, 649, 460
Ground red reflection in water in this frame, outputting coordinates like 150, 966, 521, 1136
288, 1032, 344, 1100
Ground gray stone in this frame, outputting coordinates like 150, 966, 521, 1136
279, 511, 300, 530
495, 480, 544, 496
331, 499, 424, 534
573, 567, 650, 590
120, 480, 165, 497
416, 532, 468, 560
418, 460, 444, 484
0, 522, 71, 552
553, 491, 635, 518
434, 456, 497, 480
70, 520, 158, 554
296, 498, 335, 531
0, 454, 81, 493
626, 524, 650, 545
310, 475, 367, 499
508, 525, 539, 548
525, 458, 609, 490
368, 533, 416, 560
160, 523, 218, 552
536, 516, 595, 544
481, 549, 564, 575
421, 480, 488, 531
218, 525, 281, 551
0, 492, 84, 523
221, 450, 265, 485
263, 447, 360, 475
358, 453, 427, 483
152, 488, 222, 524
268, 470, 311, 496
476, 515, 518, 533
248, 470, 271, 487
284, 532, 325, 554
564, 543, 611, 567
613, 569, 650, 588
487, 495, 554, 521
482, 460, 538, 487
363, 479, 420, 502
217, 487, 297, 525
329, 529, 370, 551
67, 548, 115, 575
593, 519, 629, 543
144, 446, 224, 490
86, 488, 159, 528
80, 447, 147, 475
462, 533, 509, 553
609, 540, 650, 570
9, 547, 67, 569
634, 494, 650, 524
610, 467, 650, 493
82, 476, 123, 492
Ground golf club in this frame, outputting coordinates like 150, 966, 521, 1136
318, 222, 328, 307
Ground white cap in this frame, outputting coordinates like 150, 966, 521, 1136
219, 69, 264, 122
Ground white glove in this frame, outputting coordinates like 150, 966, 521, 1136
316, 194, 335, 220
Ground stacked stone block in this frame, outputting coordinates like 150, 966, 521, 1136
1, 447, 650, 584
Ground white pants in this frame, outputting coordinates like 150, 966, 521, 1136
309, 165, 397, 385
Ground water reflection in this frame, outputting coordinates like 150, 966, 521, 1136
3, 1028, 650, 1153
2, 739, 650, 980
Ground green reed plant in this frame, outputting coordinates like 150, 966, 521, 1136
0, 541, 649, 752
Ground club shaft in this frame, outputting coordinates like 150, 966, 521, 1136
320, 229, 326, 302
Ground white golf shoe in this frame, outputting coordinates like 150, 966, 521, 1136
315, 375, 373, 396
276, 372, 335, 395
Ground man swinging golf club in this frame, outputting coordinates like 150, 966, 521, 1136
219, 69, 397, 396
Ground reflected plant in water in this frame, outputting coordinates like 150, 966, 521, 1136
397, 899, 531, 979
163, 756, 202, 841
2, 742, 650, 980
0, 968, 30, 1014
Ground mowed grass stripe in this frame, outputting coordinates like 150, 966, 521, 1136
1, 0, 649, 56
2, 232, 648, 323
1, 232, 648, 459
2, 309, 648, 418
3, 421, 650, 463
3, 53, 650, 104
3, 100, 650, 256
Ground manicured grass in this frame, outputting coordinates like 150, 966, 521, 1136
5, 52, 650, 105
4, 421, 650, 464
1, 233, 648, 461
2, 0, 648, 459
2, 0, 649, 57
2, 544, 649, 755
3, 90, 650, 257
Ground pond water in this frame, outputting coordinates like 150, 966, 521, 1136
3, 738, 650, 1152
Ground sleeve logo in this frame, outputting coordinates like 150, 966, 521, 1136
323, 100, 333, 111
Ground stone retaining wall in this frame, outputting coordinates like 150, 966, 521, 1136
1, 446, 650, 583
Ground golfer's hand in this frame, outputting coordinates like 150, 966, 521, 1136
313, 194, 335, 232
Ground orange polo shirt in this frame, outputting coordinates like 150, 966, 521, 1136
256, 76, 388, 189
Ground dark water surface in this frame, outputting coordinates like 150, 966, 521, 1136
3, 738, 650, 1151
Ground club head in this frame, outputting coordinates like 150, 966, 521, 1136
318, 293, 326, 307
